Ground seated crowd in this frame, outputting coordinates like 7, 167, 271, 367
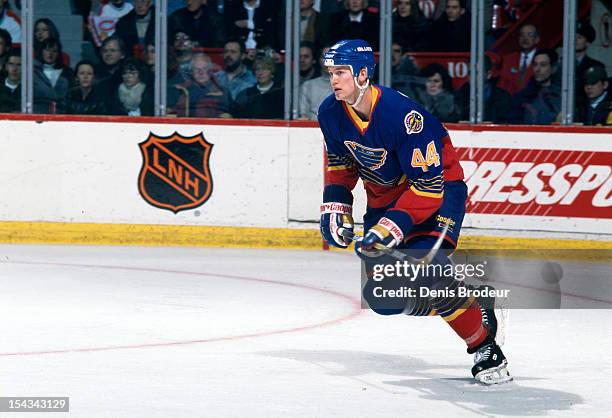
0, 0, 609, 125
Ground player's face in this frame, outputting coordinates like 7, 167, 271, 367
584, 80, 607, 99
425, 73, 444, 95
328, 66, 357, 101
76, 64, 94, 89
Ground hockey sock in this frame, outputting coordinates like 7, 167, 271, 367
441, 298, 487, 350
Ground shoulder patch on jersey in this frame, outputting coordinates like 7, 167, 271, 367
404, 110, 424, 135
343, 141, 387, 170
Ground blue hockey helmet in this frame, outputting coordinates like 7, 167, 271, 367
324, 39, 376, 79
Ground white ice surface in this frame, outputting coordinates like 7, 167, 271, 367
0, 245, 611, 417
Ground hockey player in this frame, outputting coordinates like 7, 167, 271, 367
318, 39, 511, 384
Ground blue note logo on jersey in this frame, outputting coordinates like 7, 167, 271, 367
404, 110, 424, 135
344, 141, 388, 170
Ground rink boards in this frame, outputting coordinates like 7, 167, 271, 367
0, 116, 609, 247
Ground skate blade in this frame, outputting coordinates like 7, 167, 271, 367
474, 363, 513, 385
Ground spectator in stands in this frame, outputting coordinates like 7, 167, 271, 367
300, 0, 329, 51
576, 66, 611, 126
0, 49, 20, 112
393, 0, 431, 52
455, 54, 513, 123
415, 63, 460, 122
390, 42, 420, 98
114, 0, 155, 57
110, 57, 153, 116
299, 42, 320, 83
88, 0, 133, 47
173, 53, 231, 118
575, 21, 605, 111
168, 0, 225, 48
33, 38, 73, 114
497, 23, 539, 96
215, 38, 256, 103
233, 56, 284, 119
142, 40, 155, 82
0, 0, 20, 43
65, 60, 108, 115
298, 45, 332, 120
225, 0, 280, 50
509, 49, 561, 125
329, 0, 379, 49
34, 18, 71, 67
168, 30, 194, 85
431, 0, 470, 52
319, 0, 346, 14
96, 35, 126, 92
0, 28, 11, 73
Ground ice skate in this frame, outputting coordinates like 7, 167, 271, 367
474, 284, 508, 347
471, 340, 513, 385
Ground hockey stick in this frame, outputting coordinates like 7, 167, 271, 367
338, 222, 449, 264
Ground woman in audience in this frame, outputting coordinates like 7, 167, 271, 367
33, 38, 73, 114
65, 60, 107, 115
415, 63, 460, 122
393, 0, 431, 51
34, 18, 70, 66
110, 57, 153, 116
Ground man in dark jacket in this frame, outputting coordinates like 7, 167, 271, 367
0, 49, 20, 112
329, 0, 379, 49
168, 0, 225, 48
113, 0, 154, 57
575, 21, 605, 112
577, 66, 612, 126
431, 0, 470, 52
509, 49, 561, 125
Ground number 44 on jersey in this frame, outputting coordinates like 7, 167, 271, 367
411, 141, 440, 172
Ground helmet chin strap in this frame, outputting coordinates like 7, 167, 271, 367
348, 76, 370, 108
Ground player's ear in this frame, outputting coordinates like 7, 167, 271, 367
360, 67, 369, 82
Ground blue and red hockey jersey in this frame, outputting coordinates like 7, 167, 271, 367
318, 85, 464, 226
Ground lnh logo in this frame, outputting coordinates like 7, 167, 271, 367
138, 132, 213, 213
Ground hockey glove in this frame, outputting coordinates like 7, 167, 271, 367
320, 202, 354, 248
355, 210, 413, 260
